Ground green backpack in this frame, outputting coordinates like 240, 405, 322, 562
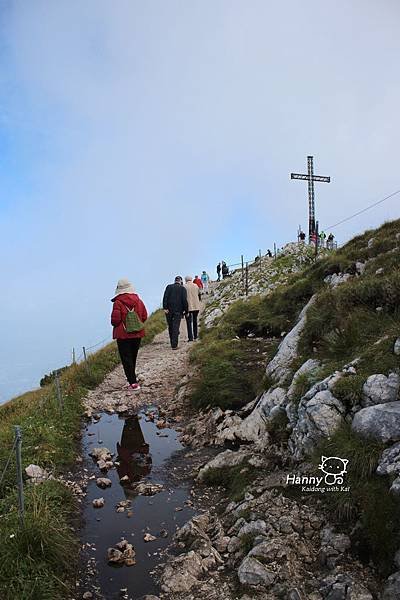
124, 304, 144, 333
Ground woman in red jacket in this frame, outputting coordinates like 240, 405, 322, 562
193, 275, 203, 290
111, 279, 148, 392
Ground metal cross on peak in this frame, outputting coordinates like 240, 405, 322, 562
291, 156, 331, 239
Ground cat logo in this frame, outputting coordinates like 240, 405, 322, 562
318, 456, 349, 485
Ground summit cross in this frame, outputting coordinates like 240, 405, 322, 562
291, 156, 331, 239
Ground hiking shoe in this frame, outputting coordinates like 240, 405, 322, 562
129, 383, 141, 392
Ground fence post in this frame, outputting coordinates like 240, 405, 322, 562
259, 249, 262, 271
15, 426, 24, 527
245, 262, 249, 296
72, 347, 76, 364
315, 221, 319, 258
83, 346, 91, 375
55, 370, 63, 411
274, 243, 277, 259
241, 255, 244, 284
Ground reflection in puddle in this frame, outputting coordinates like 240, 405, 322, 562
81, 407, 194, 600
117, 417, 152, 491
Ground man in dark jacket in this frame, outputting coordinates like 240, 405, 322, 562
163, 276, 188, 349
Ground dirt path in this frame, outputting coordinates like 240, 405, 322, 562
84, 320, 191, 416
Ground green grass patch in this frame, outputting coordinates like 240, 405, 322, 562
0, 309, 166, 599
0, 482, 78, 600
313, 425, 400, 575
190, 337, 271, 410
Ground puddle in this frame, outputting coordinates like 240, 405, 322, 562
81, 406, 195, 600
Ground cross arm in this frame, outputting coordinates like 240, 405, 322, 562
291, 173, 330, 183
312, 175, 331, 183
291, 173, 309, 180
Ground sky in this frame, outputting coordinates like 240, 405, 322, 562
0, 0, 399, 403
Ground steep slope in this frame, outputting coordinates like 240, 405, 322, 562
163, 219, 400, 600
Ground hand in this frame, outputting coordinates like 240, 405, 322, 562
164, 309, 169, 314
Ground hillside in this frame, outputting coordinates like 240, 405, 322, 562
162, 219, 400, 600
1, 221, 400, 600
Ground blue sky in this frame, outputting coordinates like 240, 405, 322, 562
1, 0, 400, 403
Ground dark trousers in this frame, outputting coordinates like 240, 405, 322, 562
186, 310, 199, 341
166, 312, 182, 348
117, 338, 141, 384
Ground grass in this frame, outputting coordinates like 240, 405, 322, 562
201, 462, 257, 501
0, 482, 78, 600
190, 337, 272, 410
196, 218, 400, 577
0, 309, 166, 600
313, 425, 400, 575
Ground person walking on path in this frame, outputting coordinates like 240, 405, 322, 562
163, 276, 188, 349
193, 275, 203, 290
319, 230, 327, 248
221, 261, 229, 278
216, 262, 221, 281
201, 270, 210, 294
184, 276, 201, 341
111, 278, 148, 391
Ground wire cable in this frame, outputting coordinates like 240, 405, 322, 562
325, 189, 400, 231
85, 337, 110, 351
0, 439, 17, 487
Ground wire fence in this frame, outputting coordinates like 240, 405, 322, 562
222, 237, 338, 275
0, 427, 25, 526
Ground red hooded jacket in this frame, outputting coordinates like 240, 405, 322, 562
193, 277, 203, 289
111, 293, 148, 339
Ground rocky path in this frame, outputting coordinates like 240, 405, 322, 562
84, 320, 191, 417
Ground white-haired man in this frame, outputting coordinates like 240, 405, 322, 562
184, 276, 201, 341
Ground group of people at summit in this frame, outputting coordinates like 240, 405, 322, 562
110, 272, 210, 392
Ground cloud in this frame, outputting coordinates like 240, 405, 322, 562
1, 0, 399, 401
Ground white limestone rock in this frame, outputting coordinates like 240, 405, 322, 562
362, 373, 400, 407
289, 390, 346, 458
266, 296, 316, 384
352, 402, 400, 443
377, 442, 400, 476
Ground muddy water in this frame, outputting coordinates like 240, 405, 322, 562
81, 406, 195, 600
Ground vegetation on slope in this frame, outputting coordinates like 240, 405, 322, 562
192, 218, 400, 575
314, 426, 400, 575
0, 309, 166, 600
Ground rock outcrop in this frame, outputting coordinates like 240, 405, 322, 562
214, 387, 287, 446
266, 296, 316, 385
352, 401, 400, 443
361, 373, 400, 407
288, 372, 346, 457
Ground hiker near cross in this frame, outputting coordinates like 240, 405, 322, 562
291, 156, 331, 240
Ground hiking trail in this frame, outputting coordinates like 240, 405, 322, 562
78, 320, 202, 600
